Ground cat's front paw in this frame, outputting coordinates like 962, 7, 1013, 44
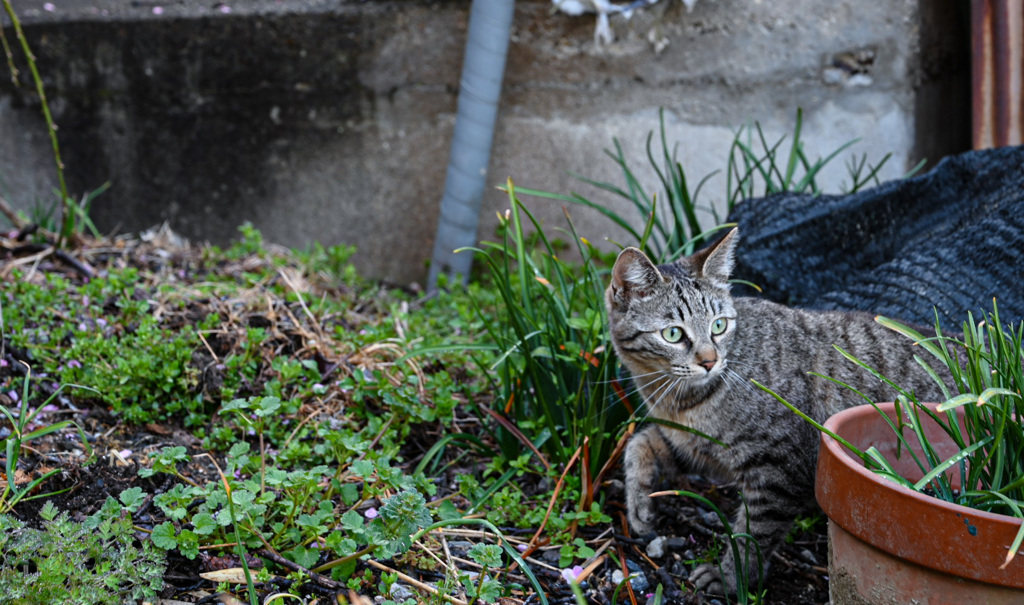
626, 493, 656, 536
691, 561, 730, 596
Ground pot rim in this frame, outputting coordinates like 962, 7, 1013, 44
821, 402, 1018, 525
817, 401, 1024, 588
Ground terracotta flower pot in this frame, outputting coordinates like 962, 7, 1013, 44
816, 402, 1024, 605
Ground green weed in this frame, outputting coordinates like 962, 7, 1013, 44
0, 500, 166, 603
0, 363, 95, 513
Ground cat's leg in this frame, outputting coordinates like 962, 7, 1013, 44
624, 425, 679, 536
690, 469, 806, 595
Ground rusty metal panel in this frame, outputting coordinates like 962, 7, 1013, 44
973, 0, 1024, 149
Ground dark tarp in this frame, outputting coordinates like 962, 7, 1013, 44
728, 145, 1024, 330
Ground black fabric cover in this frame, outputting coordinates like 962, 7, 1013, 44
727, 145, 1024, 329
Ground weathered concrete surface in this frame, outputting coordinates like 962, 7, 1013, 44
0, 0, 970, 284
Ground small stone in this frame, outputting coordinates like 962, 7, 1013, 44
631, 572, 650, 593
799, 548, 819, 566
612, 565, 649, 591
822, 66, 845, 85
390, 583, 416, 601
542, 548, 562, 565
446, 541, 473, 557
645, 536, 666, 559
847, 74, 874, 87
665, 537, 688, 551
670, 560, 689, 580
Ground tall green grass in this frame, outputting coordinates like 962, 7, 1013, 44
459, 179, 631, 495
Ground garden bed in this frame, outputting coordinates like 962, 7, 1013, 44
0, 224, 829, 604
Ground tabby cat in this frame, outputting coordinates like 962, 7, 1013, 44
607, 228, 946, 594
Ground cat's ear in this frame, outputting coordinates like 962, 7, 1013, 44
610, 247, 663, 304
693, 228, 738, 283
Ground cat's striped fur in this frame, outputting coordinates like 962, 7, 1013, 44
607, 228, 946, 595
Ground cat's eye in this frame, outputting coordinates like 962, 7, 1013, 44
711, 318, 728, 336
661, 326, 685, 343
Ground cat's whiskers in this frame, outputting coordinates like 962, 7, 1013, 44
638, 374, 686, 421
623, 372, 674, 417
632, 373, 676, 413
629, 371, 674, 397
592, 369, 665, 386
602, 371, 673, 415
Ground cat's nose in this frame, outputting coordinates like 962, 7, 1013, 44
698, 357, 717, 371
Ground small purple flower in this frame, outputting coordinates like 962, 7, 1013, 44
96, 318, 107, 327
68, 360, 82, 369
219, 4, 231, 13
561, 565, 584, 583
152, 6, 163, 14
119, 449, 132, 458
364, 507, 378, 519
0, 359, 8, 368
41, 404, 59, 414
43, 2, 55, 11
7, 390, 18, 402
516, 544, 528, 552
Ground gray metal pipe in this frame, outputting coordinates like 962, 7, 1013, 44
428, 0, 515, 289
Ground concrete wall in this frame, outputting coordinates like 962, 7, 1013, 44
0, 0, 970, 285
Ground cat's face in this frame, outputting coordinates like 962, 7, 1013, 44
606, 230, 738, 396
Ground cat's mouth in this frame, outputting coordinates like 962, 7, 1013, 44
670, 363, 723, 385
694, 366, 722, 384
